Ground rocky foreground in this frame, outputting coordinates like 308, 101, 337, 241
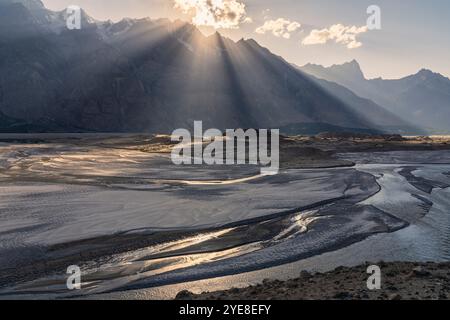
176, 262, 450, 300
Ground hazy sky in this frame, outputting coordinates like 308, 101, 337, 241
42, 0, 450, 79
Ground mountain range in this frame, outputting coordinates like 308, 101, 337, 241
0, 0, 428, 134
300, 60, 450, 133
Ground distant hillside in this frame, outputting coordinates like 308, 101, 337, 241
300, 60, 450, 133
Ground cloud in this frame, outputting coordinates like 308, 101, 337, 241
174, 0, 251, 29
256, 18, 301, 39
302, 24, 368, 49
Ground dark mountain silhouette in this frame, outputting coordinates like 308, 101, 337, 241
300, 60, 450, 133
0, 0, 419, 134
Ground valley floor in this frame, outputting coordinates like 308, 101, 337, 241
0, 133, 450, 299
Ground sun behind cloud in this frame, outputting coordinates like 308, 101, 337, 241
174, 0, 252, 29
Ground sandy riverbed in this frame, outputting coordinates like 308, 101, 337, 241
0, 134, 449, 299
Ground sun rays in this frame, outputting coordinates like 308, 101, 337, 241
173, 0, 251, 29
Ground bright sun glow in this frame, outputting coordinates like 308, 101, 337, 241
174, 0, 251, 29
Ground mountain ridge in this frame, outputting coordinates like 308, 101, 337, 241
0, 1, 422, 134
300, 60, 450, 133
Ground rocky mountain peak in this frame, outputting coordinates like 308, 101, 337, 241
0, 0, 44, 10
330, 59, 365, 80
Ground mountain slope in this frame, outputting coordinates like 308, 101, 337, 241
300, 61, 450, 133
0, 0, 414, 134
302, 75, 419, 134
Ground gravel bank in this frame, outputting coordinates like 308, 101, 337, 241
176, 262, 450, 300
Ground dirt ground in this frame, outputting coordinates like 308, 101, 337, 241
176, 262, 450, 300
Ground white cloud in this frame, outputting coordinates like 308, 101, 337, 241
302, 24, 368, 49
174, 0, 251, 29
256, 18, 301, 39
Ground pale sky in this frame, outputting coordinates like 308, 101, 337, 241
42, 0, 450, 79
